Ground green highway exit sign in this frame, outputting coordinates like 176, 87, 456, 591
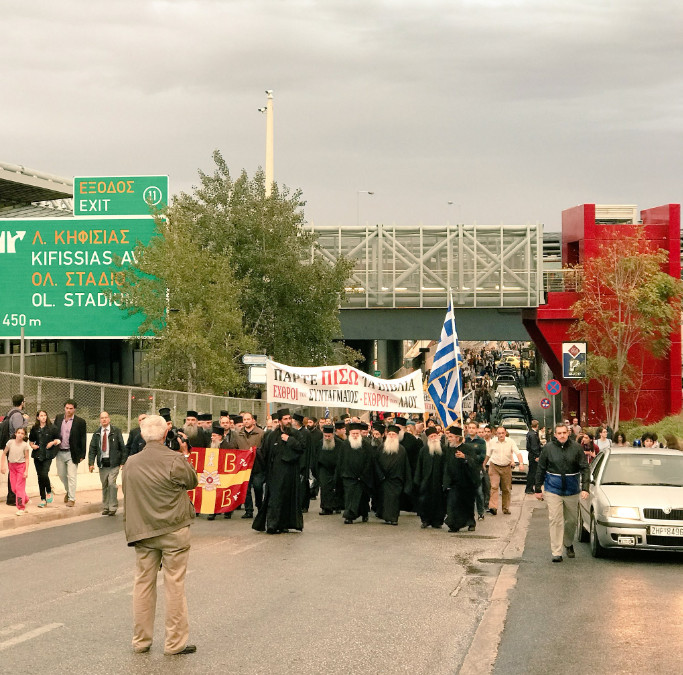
73, 175, 169, 217
0, 217, 157, 338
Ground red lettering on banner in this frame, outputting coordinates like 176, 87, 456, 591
273, 384, 298, 400
363, 392, 389, 408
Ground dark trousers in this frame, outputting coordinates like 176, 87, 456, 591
6, 474, 15, 506
476, 469, 491, 516
526, 456, 539, 492
34, 457, 53, 500
244, 472, 264, 515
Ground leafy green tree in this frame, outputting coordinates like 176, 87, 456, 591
570, 225, 683, 430
114, 151, 356, 393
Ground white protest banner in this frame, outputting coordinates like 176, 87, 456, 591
267, 360, 425, 414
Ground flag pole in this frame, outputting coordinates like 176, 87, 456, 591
449, 291, 463, 423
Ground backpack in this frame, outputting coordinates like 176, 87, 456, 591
0, 408, 22, 449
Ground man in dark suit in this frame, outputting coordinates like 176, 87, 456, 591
54, 399, 87, 507
126, 413, 148, 457
88, 410, 127, 516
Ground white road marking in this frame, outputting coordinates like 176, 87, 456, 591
0, 624, 24, 636
0, 623, 63, 652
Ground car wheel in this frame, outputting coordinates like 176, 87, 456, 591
577, 507, 589, 543
590, 513, 606, 558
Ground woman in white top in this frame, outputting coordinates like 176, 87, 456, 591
596, 427, 612, 453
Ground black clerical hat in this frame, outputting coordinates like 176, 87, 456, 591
211, 423, 224, 436
219, 410, 229, 417
186, 410, 198, 418
447, 426, 463, 436
158, 407, 171, 417
386, 425, 400, 434
276, 408, 290, 419
322, 425, 334, 433
347, 422, 363, 431
198, 413, 212, 421
334, 421, 346, 430
292, 413, 304, 423
425, 427, 438, 437
232, 415, 243, 424
394, 417, 408, 426
372, 422, 385, 433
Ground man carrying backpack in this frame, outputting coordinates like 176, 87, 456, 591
2, 394, 28, 506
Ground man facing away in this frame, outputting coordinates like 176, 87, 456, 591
54, 399, 87, 507
525, 420, 542, 494
123, 414, 198, 655
88, 411, 127, 516
535, 423, 590, 562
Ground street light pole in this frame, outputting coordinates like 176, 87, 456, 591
357, 190, 375, 226
258, 90, 274, 197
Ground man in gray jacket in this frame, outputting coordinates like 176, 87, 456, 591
123, 414, 199, 655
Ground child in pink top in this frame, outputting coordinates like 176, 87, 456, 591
1, 428, 31, 515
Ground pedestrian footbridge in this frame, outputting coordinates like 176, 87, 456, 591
306, 223, 546, 341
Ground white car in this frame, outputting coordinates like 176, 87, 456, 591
578, 447, 683, 556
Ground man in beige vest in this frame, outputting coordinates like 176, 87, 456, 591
123, 415, 199, 655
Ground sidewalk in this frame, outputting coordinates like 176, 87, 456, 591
0, 461, 121, 531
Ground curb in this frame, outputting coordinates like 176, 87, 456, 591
458, 496, 538, 675
0, 488, 116, 532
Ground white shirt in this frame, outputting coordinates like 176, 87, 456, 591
486, 438, 520, 466
101, 426, 110, 458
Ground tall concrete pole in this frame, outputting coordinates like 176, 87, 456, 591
265, 90, 274, 197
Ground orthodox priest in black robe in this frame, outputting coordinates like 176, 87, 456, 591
334, 423, 374, 524
292, 413, 312, 513
443, 426, 482, 533
395, 417, 420, 512
253, 409, 304, 534
368, 421, 385, 516
413, 427, 447, 529
373, 425, 412, 525
312, 424, 343, 515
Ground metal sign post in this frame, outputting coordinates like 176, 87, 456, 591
545, 380, 562, 436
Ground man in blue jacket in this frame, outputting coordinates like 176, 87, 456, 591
535, 423, 590, 562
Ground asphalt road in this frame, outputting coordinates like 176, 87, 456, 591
494, 503, 683, 675
0, 489, 529, 675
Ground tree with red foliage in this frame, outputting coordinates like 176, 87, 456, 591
570, 225, 683, 430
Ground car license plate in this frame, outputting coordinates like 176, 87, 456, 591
649, 525, 683, 537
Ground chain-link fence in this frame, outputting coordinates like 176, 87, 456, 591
0, 371, 267, 433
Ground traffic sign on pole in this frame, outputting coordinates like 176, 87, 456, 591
242, 354, 268, 365
545, 379, 562, 396
540, 398, 551, 409
73, 175, 169, 217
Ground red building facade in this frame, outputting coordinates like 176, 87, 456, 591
524, 204, 681, 426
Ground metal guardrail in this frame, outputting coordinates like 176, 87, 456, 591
543, 269, 583, 293
0, 371, 267, 434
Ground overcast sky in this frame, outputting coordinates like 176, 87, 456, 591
3, 0, 682, 230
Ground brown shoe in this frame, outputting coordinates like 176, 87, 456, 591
64, 494, 69, 503
67, 500, 75, 507
503, 509, 511, 514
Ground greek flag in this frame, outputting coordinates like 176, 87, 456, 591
427, 298, 463, 426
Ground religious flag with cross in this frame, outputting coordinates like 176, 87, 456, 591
187, 447, 255, 515
427, 296, 464, 426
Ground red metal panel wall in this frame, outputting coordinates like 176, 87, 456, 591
530, 204, 681, 427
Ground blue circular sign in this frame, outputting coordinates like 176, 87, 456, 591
540, 398, 551, 409
546, 379, 562, 395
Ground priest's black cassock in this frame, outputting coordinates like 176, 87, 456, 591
413, 442, 447, 528
374, 443, 412, 524
334, 438, 374, 522
399, 431, 421, 512
443, 440, 481, 532
253, 426, 304, 533
313, 436, 344, 513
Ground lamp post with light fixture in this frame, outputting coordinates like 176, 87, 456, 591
357, 190, 375, 226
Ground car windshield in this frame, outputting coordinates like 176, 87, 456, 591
600, 453, 683, 487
